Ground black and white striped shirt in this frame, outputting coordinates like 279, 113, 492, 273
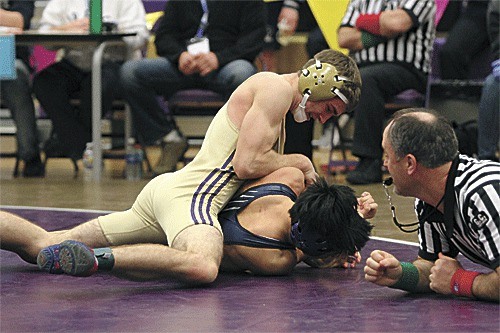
417, 155, 500, 269
340, 0, 436, 74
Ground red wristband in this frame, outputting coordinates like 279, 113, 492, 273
450, 268, 481, 298
355, 13, 381, 35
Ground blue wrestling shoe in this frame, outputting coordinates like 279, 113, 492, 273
37, 244, 63, 274
58, 240, 98, 277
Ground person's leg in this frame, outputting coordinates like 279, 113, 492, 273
215, 59, 257, 98
32, 60, 88, 160
1, 60, 43, 176
106, 225, 222, 284
78, 61, 122, 133
36, 173, 224, 284
439, 14, 489, 80
120, 58, 180, 145
0, 210, 108, 265
478, 74, 499, 160
347, 64, 425, 184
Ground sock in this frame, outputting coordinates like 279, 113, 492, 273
94, 247, 115, 271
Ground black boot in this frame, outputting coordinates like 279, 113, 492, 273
22, 155, 45, 178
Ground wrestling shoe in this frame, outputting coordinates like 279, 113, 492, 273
37, 244, 63, 274
58, 240, 98, 277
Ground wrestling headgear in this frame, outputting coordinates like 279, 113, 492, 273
290, 219, 338, 257
293, 59, 351, 123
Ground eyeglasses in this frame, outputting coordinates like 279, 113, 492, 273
382, 177, 419, 233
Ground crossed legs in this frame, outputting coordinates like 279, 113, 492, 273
0, 211, 223, 285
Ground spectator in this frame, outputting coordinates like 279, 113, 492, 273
477, 0, 499, 161
0, 1, 44, 177
260, 0, 317, 72
32, 0, 149, 162
120, 0, 266, 175
337, 0, 436, 185
439, 0, 490, 80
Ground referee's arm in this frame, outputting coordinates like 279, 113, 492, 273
470, 267, 500, 302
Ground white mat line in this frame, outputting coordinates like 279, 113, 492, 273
0, 205, 116, 214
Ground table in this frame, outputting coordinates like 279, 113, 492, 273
16, 31, 136, 181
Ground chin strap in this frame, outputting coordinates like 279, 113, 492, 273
299, 91, 310, 109
333, 87, 348, 104
292, 91, 310, 123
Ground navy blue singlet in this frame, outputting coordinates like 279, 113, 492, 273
219, 183, 297, 250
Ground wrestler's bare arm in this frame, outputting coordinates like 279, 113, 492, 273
232, 74, 316, 184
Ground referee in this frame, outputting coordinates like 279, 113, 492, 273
365, 108, 499, 302
338, 0, 436, 185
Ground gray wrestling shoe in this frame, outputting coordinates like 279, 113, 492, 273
58, 240, 98, 276
37, 244, 63, 274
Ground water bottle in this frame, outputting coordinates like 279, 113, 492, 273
125, 138, 143, 180
82, 142, 94, 181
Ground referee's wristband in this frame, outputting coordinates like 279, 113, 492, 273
360, 31, 387, 49
389, 262, 419, 292
450, 268, 480, 298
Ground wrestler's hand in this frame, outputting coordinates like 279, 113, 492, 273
342, 251, 361, 268
304, 169, 319, 186
364, 250, 402, 286
357, 192, 378, 219
429, 253, 461, 295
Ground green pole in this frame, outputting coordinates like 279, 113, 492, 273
89, 0, 102, 34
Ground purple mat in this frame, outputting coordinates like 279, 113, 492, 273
1, 207, 498, 333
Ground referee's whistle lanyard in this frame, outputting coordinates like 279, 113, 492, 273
195, 0, 209, 38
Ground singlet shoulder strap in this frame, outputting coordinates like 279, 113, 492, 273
219, 183, 296, 250
221, 183, 297, 214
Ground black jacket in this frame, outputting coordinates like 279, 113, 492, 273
154, 0, 266, 67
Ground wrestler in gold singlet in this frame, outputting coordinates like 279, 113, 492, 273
97, 104, 244, 245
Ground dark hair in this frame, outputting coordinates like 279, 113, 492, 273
387, 108, 458, 168
288, 177, 373, 255
302, 49, 362, 112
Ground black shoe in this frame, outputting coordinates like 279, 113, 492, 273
22, 155, 45, 178
346, 158, 382, 185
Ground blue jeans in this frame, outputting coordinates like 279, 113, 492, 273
1, 60, 40, 161
120, 57, 257, 144
478, 74, 499, 159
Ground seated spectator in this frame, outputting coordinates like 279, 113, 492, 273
439, 0, 490, 80
0, 1, 44, 177
32, 0, 149, 162
478, 0, 499, 161
120, 0, 266, 174
337, 0, 436, 185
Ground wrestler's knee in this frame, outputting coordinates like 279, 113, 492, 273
184, 253, 220, 285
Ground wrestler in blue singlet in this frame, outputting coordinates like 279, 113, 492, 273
219, 183, 297, 250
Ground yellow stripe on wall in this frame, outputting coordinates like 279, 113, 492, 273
307, 0, 349, 54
